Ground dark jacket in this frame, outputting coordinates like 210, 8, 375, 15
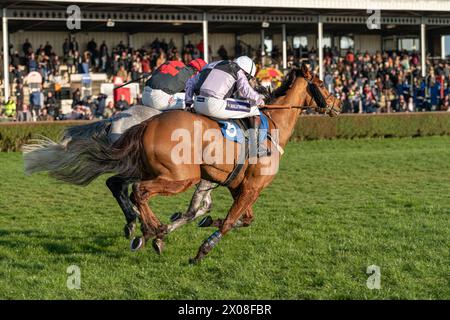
145, 61, 195, 95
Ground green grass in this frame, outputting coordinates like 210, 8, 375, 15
0, 137, 449, 299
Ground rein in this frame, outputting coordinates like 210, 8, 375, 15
306, 78, 340, 116
261, 104, 310, 110
261, 77, 340, 116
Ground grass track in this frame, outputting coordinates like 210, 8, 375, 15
0, 136, 449, 299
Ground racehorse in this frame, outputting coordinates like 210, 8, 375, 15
23, 64, 341, 263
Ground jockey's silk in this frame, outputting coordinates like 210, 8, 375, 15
142, 87, 185, 110
146, 60, 196, 95
185, 60, 264, 107
194, 96, 260, 119
194, 60, 240, 100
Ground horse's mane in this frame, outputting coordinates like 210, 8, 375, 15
265, 68, 303, 104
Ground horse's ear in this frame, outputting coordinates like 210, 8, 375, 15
300, 63, 311, 80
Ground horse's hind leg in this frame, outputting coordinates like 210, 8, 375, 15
167, 179, 215, 233
130, 177, 200, 253
106, 175, 139, 239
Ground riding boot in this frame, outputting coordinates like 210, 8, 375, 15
248, 116, 261, 158
248, 115, 270, 158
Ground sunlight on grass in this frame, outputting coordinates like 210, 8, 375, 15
0, 136, 449, 299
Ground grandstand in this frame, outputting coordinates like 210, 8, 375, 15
1, 0, 450, 119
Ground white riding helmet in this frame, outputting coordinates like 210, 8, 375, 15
233, 56, 257, 77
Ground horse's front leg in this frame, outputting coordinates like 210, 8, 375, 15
106, 175, 139, 239
190, 187, 261, 264
198, 207, 254, 229
166, 179, 215, 234
198, 186, 254, 229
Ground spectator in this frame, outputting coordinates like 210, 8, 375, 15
94, 93, 108, 118
37, 107, 53, 121
44, 41, 53, 56
115, 94, 129, 112
45, 91, 57, 118
100, 40, 109, 71
63, 38, 71, 56
103, 100, 116, 118
70, 37, 79, 52
2, 99, 16, 118
15, 83, 24, 111
22, 38, 32, 56
72, 88, 82, 107
17, 104, 33, 122
340, 92, 352, 113
407, 96, 415, 112
217, 45, 228, 60
117, 65, 128, 81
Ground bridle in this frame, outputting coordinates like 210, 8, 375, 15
262, 72, 340, 117
304, 75, 341, 117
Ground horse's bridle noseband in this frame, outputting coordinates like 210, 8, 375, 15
305, 76, 340, 117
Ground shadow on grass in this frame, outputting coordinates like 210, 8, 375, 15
0, 227, 124, 258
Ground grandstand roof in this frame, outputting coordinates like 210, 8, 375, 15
11, 0, 450, 12
1, 1, 449, 36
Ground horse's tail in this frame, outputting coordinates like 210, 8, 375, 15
23, 120, 148, 186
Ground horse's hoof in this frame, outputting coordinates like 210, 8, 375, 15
152, 238, 165, 255
170, 212, 182, 222
124, 223, 136, 239
130, 237, 144, 251
189, 257, 199, 265
198, 215, 213, 227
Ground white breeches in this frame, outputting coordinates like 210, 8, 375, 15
193, 96, 260, 119
142, 87, 185, 111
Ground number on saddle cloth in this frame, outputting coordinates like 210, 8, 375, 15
217, 111, 269, 144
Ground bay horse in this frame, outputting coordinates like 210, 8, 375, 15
24, 64, 341, 263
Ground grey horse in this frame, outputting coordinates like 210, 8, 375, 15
61, 105, 214, 238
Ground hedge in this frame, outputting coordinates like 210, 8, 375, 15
1, 113, 450, 152
293, 112, 450, 140
0, 121, 92, 152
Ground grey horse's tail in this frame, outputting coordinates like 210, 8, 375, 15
23, 120, 148, 186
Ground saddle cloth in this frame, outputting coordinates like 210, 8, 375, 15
216, 110, 269, 144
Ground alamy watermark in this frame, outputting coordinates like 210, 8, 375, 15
366, 265, 381, 290
170, 121, 281, 176
66, 264, 81, 290
366, 1, 381, 30
66, 5, 81, 30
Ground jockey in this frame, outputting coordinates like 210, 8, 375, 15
184, 56, 266, 155
142, 58, 206, 111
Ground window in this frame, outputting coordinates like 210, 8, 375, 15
264, 38, 273, 53
340, 36, 354, 50
443, 35, 450, 58
398, 38, 420, 51
293, 36, 308, 49
323, 36, 332, 48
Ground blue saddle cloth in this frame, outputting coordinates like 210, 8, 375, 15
217, 111, 269, 144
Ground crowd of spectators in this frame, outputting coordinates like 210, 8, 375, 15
1, 35, 450, 121
313, 47, 450, 113
0, 36, 218, 121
